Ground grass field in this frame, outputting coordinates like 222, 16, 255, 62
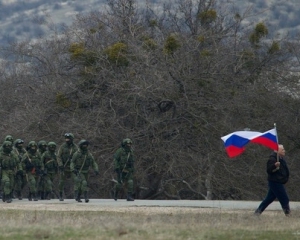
0, 206, 299, 240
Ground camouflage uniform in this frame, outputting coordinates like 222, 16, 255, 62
37, 140, 47, 199
113, 138, 135, 201
0, 141, 21, 203
0, 135, 14, 199
12, 139, 27, 200
41, 142, 58, 200
57, 133, 78, 201
21, 141, 44, 201
70, 140, 99, 203
38, 140, 47, 155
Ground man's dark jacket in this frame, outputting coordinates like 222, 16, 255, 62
267, 152, 289, 184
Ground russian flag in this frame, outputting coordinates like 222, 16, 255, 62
221, 128, 278, 158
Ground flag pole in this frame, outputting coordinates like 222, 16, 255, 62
274, 123, 280, 170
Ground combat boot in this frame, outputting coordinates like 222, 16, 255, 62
59, 191, 64, 201
74, 190, 78, 201
77, 192, 82, 202
2, 192, 6, 202
74, 191, 82, 202
42, 191, 46, 200
33, 193, 38, 201
127, 192, 134, 201
114, 190, 119, 201
16, 191, 22, 200
44, 191, 51, 200
84, 191, 89, 203
5, 194, 12, 203
11, 191, 15, 199
28, 192, 32, 201
39, 191, 44, 200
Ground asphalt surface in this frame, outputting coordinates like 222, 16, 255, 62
2, 199, 300, 211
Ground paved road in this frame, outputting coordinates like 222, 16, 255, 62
3, 199, 300, 211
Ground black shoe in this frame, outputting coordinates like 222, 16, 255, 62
59, 192, 64, 201
6, 195, 12, 203
114, 190, 118, 201
28, 192, 32, 201
127, 193, 134, 201
16, 191, 22, 200
254, 209, 261, 216
11, 191, 15, 199
44, 192, 51, 200
75, 191, 82, 202
84, 191, 89, 203
77, 195, 82, 203
284, 209, 291, 216
33, 193, 38, 201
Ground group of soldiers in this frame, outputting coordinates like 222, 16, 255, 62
0, 133, 99, 203
0, 133, 136, 204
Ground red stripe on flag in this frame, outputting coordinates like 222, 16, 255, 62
251, 137, 278, 151
225, 145, 245, 158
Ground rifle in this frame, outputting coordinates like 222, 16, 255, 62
116, 169, 123, 184
75, 154, 87, 181
45, 159, 54, 166
36, 168, 45, 191
73, 169, 81, 180
63, 148, 74, 171
114, 152, 131, 185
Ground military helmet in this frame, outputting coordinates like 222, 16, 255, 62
26, 141, 37, 151
28, 141, 37, 147
64, 133, 74, 139
14, 139, 24, 147
2, 140, 13, 153
2, 140, 13, 148
5, 135, 14, 143
122, 138, 132, 146
38, 140, 47, 147
78, 139, 89, 147
48, 141, 57, 151
48, 141, 57, 147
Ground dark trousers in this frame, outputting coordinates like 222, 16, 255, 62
256, 181, 290, 214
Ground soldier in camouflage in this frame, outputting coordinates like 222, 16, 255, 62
13, 139, 27, 200
38, 140, 47, 155
57, 133, 78, 201
37, 140, 48, 199
21, 141, 44, 201
113, 138, 135, 201
0, 135, 14, 199
0, 135, 14, 152
70, 140, 99, 203
0, 141, 21, 203
41, 142, 58, 200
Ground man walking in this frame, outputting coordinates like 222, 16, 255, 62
57, 133, 78, 201
0, 141, 20, 203
41, 142, 58, 200
13, 139, 27, 200
113, 138, 135, 201
254, 144, 290, 216
70, 140, 99, 203
21, 141, 44, 201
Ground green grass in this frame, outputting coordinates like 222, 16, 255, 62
0, 209, 299, 239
